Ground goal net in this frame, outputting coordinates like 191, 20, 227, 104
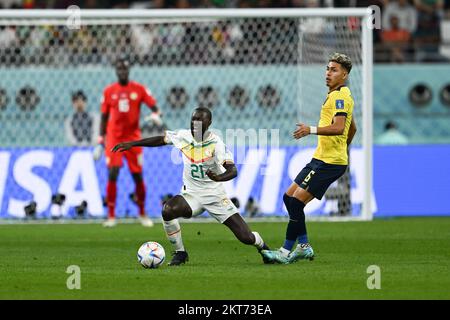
0, 9, 373, 221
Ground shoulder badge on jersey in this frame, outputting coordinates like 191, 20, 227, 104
204, 149, 213, 158
336, 99, 344, 109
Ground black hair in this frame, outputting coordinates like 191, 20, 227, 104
329, 52, 352, 74
72, 90, 87, 101
193, 107, 212, 121
385, 121, 397, 130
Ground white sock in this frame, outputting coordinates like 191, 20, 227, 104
163, 219, 185, 252
279, 247, 290, 258
252, 231, 265, 249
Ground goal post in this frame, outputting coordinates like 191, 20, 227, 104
0, 8, 373, 221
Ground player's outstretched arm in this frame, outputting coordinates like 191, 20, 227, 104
205, 162, 237, 182
293, 116, 346, 139
112, 136, 167, 152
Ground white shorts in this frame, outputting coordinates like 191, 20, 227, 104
180, 186, 238, 223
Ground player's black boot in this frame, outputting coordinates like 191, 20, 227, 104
258, 244, 275, 264
168, 251, 189, 266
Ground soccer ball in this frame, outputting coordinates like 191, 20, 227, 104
137, 241, 166, 269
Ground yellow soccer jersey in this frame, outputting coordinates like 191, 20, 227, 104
313, 86, 354, 165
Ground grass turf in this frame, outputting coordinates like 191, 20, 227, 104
0, 217, 449, 300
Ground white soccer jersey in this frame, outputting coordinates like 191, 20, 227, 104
164, 129, 234, 192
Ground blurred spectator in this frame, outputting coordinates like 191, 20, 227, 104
334, 0, 384, 7
413, 0, 444, 61
299, 0, 326, 34
338, 0, 385, 44
65, 90, 98, 146
381, 15, 412, 62
0, 26, 20, 64
383, 0, 418, 34
175, 0, 191, 8
376, 121, 410, 145
131, 24, 155, 62
415, 0, 445, 15
237, 0, 252, 7
110, 0, 131, 8
297, 0, 338, 63
0, 0, 446, 65
23, 0, 35, 8
50, 0, 81, 9
0, 0, 24, 8
244, 197, 260, 218
84, 0, 101, 8
0, 26, 17, 50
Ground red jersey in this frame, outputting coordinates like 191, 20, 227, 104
101, 81, 157, 141
381, 29, 411, 43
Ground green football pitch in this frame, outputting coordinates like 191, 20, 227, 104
0, 217, 449, 300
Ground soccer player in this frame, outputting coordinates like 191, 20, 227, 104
261, 53, 357, 264
96, 57, 161, 228
112, 107, 271, 266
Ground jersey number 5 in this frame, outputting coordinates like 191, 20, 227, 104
304, 170, 316, 183
191, 164, 205, 179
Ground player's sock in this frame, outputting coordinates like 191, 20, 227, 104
252, 231, 268, 250
163, 219, 185, 252
135, 180, 146, 217
297, 234, 309, 246
282, 239, 296, 251
284, 197, 306, 251
106, 180, 117, 219
282, 193, 296, 251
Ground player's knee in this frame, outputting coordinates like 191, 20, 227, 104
162, 202, 184, 221
283, 193, 291, 207
162, 203, 176, 221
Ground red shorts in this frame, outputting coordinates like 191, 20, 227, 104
105, 139, 143, 173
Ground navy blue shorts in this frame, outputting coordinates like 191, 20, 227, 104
294, 158, 348, 200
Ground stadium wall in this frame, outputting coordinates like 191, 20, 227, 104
1, 64, 449, 147
0, 145, 449, 219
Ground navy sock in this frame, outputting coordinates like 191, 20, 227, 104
283, 239, 296, 251
297, 234, 309, 245
282, 194, 296, 251
285, 197, 307, 250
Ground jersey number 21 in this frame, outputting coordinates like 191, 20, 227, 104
191, 164, 205, 179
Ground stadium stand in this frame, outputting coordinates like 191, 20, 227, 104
0, 0, 449, 146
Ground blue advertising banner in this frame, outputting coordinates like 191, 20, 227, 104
0, 145, 449, 219
373, 145, 450, 216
